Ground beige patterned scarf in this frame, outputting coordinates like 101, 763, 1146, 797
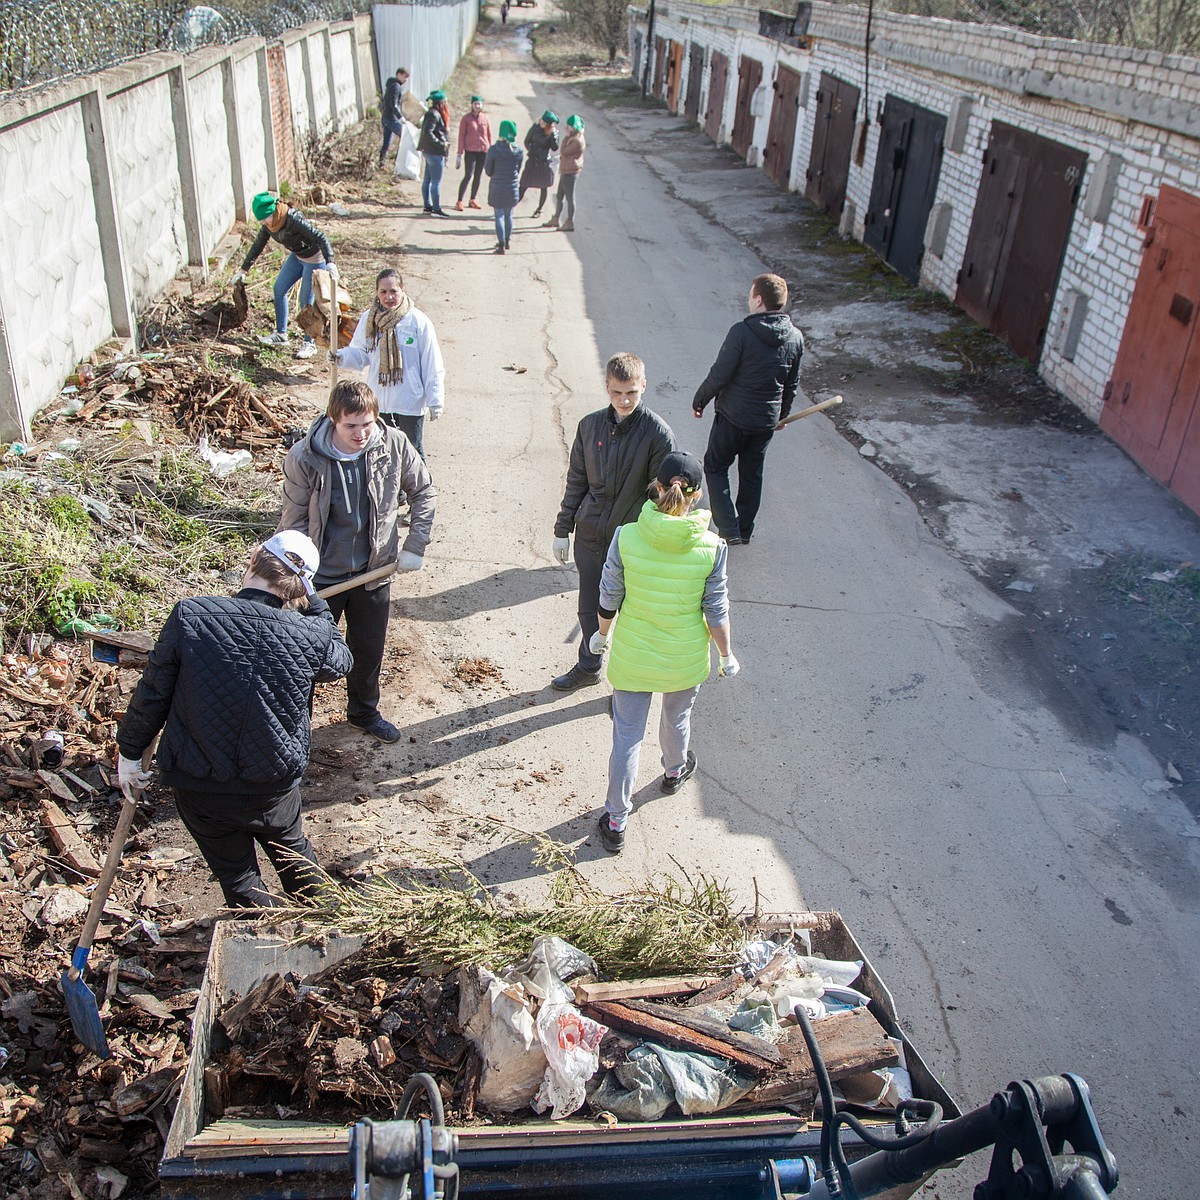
365, 293, 413, 386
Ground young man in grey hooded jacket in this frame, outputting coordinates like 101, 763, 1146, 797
279, 381, 437, 742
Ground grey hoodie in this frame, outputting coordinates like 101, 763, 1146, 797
279, 415, 437, 587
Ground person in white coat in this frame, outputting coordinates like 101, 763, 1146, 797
333, 268, 445, 461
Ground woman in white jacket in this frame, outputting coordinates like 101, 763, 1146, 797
333, 268, 445, 459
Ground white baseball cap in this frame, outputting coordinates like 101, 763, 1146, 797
262, 530, 321, 582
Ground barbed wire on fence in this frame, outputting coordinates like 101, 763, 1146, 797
0, 0, 370, 95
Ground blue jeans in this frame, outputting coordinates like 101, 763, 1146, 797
380, 412, 425, 461
422, 154, 446, 210
493, 207, 513, 245
273, 255, 327, 341
380, 116, 403, 164
606, 686, 703, 830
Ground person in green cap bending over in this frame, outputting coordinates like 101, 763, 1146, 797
418, 89, 451, 216
519, 110, 559, 218
455, 95, 492, 211
234, 192, 338, 359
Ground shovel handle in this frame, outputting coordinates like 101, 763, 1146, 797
71, 784, 140, 965
315, 560, 398, 600
71, 734, 159, 967
777, 394, 843, 427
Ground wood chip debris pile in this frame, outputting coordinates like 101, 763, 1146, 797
0, 676, 213, 1199
45, 351, 312, 452
206, 931, 910, 1129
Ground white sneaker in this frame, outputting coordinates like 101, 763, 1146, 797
294, 341, 318, 360
258, 331, 288, 346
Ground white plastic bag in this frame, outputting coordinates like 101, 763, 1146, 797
531, 1002, 606, 1119
459, 966, 547, 1113
395, 120, 422, 180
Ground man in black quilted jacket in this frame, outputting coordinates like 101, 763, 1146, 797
692, 274, 804, 544
551, 352, 675, 691
116, 534, 352, 909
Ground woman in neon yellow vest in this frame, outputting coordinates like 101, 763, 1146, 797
590, 451, 739, 853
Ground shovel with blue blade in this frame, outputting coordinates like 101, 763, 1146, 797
62, 780, 143, 1057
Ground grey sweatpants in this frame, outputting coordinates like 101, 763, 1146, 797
605, 685, 703, 830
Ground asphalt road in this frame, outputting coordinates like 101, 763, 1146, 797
360, 27, 1200, 1199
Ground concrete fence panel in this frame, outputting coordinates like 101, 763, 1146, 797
233, 50, 272, 208
107, 73, 189, 308
187, 64, 237, 260
285, 38, 311, 144
0, 105, 112, 420
331, 29, 361, 129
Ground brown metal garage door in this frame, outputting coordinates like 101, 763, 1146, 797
684, 43, 704, 125
763, 66, 802, 188
806, 72, 859, 221
956, 122, 1085, 363
1100, 186, 1200, 515
730, 55, 763, 161
705, 52, 729, 142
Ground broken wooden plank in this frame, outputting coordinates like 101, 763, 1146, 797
683, 972, 745, 1008
217, 974, 292, 1042
39, 797, 102, 876
736, 1008, 900, 1108
37, 769, 77, 805
582, 999, 781, 1074
573, 974, 720, 1005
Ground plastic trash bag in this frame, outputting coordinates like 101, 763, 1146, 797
458, 966, 547, 1113
504, 936, 596, 1003
197, 433, 251, 478
395, 120, 422, 180
531, 1001, 606, 1119
590, 1043, 756, 1119
728, 996, 781, 1040
795, 955, 863, 987
589, 1044, 674, 1120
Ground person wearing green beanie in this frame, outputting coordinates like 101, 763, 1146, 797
519, 111, 559, 218
455, 95, 492, 211
484, 119, 525, 253
418, 91, 451, 215
234, 192, 337, 359
544, 114, 585, 232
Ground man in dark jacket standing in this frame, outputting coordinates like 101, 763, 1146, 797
116, 534, 352, 909
692, 274, 804, 544
379, 66, 410, 169
552, 353, 676, 691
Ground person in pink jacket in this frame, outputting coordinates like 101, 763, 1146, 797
544, 114, 585, 232
455, 96, 493, 211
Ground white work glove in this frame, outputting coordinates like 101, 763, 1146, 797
396, 549, 424, 572
117, 754, 152, 790
231, 271, 245, 285
456, 154, 463, 170
329, 348, 343, 364
718, 654, 740, 678
327, 262, 339, 282
588, 630, 610, 657
552, 536, 571, 564
427, 408, 442, 422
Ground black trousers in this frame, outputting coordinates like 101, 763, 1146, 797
458, 150, 486, 201
325, 582, 392, 721
574, 540, 604, 674
703, 412, 775, 540
175, 782, 321, 909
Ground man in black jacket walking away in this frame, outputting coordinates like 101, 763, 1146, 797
116, 534, 352, 909
551, 353, 675, 691
692, 275, 804, 544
